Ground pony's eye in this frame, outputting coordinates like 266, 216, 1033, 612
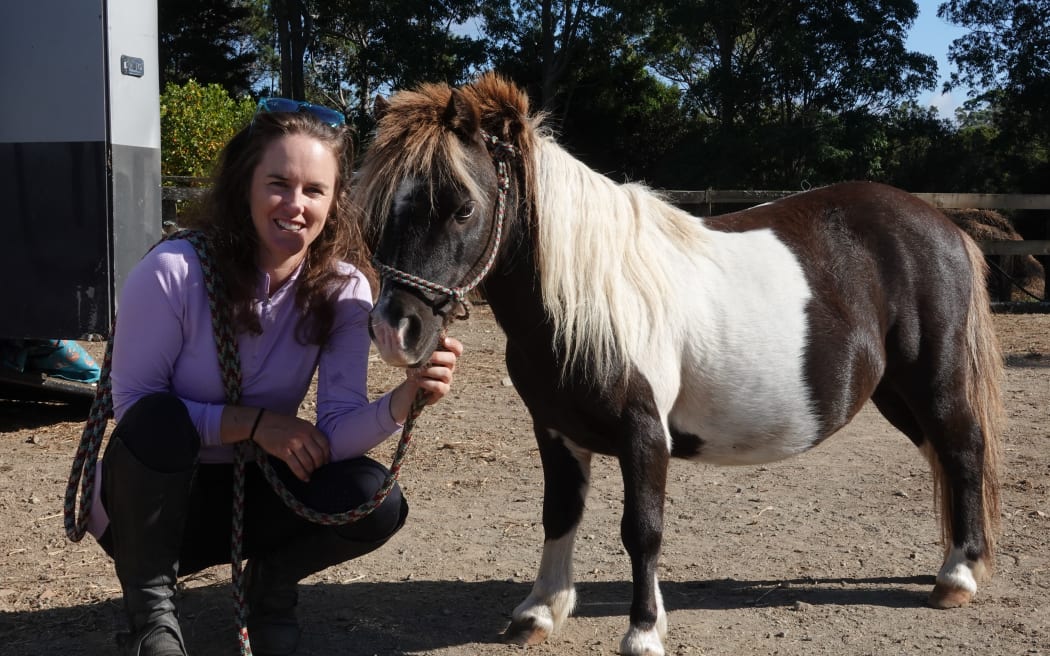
454, 200, 476, 221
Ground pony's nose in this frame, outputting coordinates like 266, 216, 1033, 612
395, 314, 421, 352
370, 296, 424, 366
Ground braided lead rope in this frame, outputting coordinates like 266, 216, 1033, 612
63, 338, 115, 542
231, 383, 431, 656
171, 231, 432, 656
63, 229, 234, 542
58, 229, 427, 656
372, 130, 515, 315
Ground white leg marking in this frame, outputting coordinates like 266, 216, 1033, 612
619, 575, 667, 656
936, 546, 979, 594
512, 531, 578, 636
511, 433, 591, 641
655, 582, 667, 639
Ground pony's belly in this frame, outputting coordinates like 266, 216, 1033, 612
668, 403, 822, 466
664, 355, 823, 465
677, 426, 820, 465
640, 225, 822, 466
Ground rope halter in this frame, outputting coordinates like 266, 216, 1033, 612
372, 130, 516, 320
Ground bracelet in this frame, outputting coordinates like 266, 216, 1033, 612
248, 408, 266, 441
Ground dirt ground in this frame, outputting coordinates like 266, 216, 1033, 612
0, 305, 1047, 656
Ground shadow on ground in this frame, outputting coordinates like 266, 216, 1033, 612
0, 394, 91, 432
1, 575, 936, 655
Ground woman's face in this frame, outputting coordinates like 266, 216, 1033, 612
249, 133, 339, 272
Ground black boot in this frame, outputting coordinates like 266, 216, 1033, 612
103, 435, 192, 656
245, 498, 407, 656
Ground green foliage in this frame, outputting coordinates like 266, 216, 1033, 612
478, 0, 947, 189
160, 80, 256, 179
479, 0, 692, 182
644, 0, 937, 124
880, 102, 960, 191
560, 51, 686, 182
150, 1, 1050, 194
940, 0, 1050, 192
302, 0, 487, 137
159, 0, 264, 96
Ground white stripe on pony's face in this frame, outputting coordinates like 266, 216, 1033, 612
641, 226, 820, 465
392, 175, 422, 218
370, 174, 426, 367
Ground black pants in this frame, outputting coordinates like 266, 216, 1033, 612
98, 393, 408, 575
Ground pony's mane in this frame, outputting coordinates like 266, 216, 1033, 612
355, 73, 707, 381
354, 73, 541, 246
530, 142, 708, 381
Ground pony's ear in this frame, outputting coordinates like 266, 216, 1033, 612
373, 95, 390, 120
442, 88, 480, 138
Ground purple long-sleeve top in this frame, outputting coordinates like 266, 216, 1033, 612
86, 239, 401, 537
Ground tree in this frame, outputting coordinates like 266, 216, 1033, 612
482, 0, 605, 114
645, 0, 936, 123
939, 0, 1050, 192
940, 0, 1050, 100
880, 101, 967, 191
160, 80, 256, 179
158, 0, 264, 96
270, 0, 310, 99
308, 0, 486, 136
473, 1, 688, 180
559, 48, 686, 182
639, 0, 937, 188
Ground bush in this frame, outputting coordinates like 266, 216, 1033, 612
160, 80, 255, 179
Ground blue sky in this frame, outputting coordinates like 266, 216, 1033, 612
907, 0, 972, 119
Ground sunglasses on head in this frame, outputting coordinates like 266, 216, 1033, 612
254, 97, 346, 128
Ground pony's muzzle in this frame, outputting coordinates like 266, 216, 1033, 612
369, 293, 443, 368
369, 314, 420, 367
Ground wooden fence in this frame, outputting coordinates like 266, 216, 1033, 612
160, 182, 1050, 265
661, 190, 1050, 256
161, 183, 1050, 309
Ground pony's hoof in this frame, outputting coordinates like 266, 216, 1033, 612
502, 618, 550, 645
928, 583, 974, 608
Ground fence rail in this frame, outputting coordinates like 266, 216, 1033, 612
912, 193, 1050, 211
162, 184, 1050, 257
979, 240, 1050, 256
661, 189, 1050, 212
659, 190, 1050, 259
164, 184, 1050, 211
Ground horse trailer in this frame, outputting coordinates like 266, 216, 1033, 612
0, 0, 161, 341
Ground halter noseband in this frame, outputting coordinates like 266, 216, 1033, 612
372, 130, 515, 320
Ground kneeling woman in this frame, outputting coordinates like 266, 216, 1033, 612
85, 100, 462, 656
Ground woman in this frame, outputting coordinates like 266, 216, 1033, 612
86, 99, 463, 656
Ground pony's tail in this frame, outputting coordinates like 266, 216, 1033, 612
940, 235, 1004, 570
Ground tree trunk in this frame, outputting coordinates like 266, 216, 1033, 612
274, 0, 309, 99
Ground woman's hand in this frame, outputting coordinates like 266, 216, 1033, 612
223, 408, 331, 482
389, 336, 464, 422
252, 412, 332, 481
410, 336, 463, 405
